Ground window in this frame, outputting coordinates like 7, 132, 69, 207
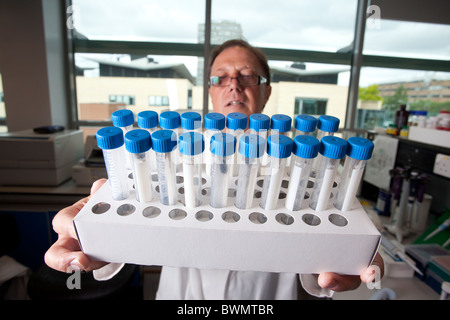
294, 98, 328, 115
109, 95, 135, 106
149, 96, 170, 107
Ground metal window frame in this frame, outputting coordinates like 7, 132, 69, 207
65, 0, 450, 130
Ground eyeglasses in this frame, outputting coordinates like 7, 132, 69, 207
209, 75, 267, 87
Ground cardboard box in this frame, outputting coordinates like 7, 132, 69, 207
74, 174, 380, 275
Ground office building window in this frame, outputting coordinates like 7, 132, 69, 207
294, 97, 328, 116
149, 95, 170, 107
109, 95, 135, 106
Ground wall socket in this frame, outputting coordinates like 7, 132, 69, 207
433, 153, 450, 179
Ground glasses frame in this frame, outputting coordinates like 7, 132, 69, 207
209, 75, 267, 87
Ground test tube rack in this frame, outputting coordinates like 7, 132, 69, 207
74, 170, 381, 275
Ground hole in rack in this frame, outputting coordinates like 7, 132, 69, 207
178, 187, 184, 194
302, 213, 321, 226
169, 208, 187, 220
117, 204, 135, 216
151, 174, 158, 182
128, 172, 133, 179
256, 179, 264, 188
142, 206, 161, 218
278, 191, 286, 199
307, 180, 314, 188
195, 210, 213, 222
228, 189, 236, 198
202, 187, 210, 196
222, 211, 240, 223
281, 180, 289, 189
176, 176, 184, 184
276, 213, 294, 226
254, 191, 262, 198
329, 213, 348, 227
92, 202, 111, 214
249, 212, 267, 224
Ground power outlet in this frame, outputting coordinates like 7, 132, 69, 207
433, 153, 450, 178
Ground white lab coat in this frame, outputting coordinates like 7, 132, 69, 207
94, 263, 333, 299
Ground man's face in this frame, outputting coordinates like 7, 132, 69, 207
208, 46, 272, 121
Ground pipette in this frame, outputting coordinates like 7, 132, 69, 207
424, 217, 450, 241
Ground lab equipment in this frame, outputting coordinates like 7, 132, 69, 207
235, 134, 266, 209
151, 129, 178, 206
285, 135, 320, 211
124, 129, 153, 203
180, 111, 202, 132
309, 136, 347, 212
226, 112, 248, 176
294, 114, 317, 136
112, 109, 135, 170
310, 115, 340, 177
424, 217, 450, 241
270, 114, 292, 137
209, 132, 236, 208
137, 110, 159, 173
96, 127, 129, 201
334, 137, 374, 212
204, 113, 226, 176
260, 134, 293, 210
249, 113, 271, 169
179, 132, 204, 208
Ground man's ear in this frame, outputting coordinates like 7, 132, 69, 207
264, 85, 272, 106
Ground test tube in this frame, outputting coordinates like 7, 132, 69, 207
249, 113, 271, 170
160, 111, 181, 170
285, 135, 320, 211
124, 129, 153, 203
179, 132, 204, 208
137, 110, 159, 173
112, 109, 135, 170
270, 114, 292, 138
204, 113, 226, 177
288, 115, 317, 176
259, 134, 293, 210
209, 132, 236, 208
309, 136, 347, 212
151, 129, 178, 206
310, 115, 340, 177
334, 137, 374, 212
294, 114, 317, 137
180, 111, 202, 133
96, 127, 129, 201
235, 134, 265, 210
226, 112, 248, 176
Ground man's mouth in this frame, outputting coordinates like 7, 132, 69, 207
227, 100, 243, 106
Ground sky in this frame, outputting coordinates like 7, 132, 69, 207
71, 0, 450, 86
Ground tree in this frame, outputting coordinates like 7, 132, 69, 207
359, 84, 383, 102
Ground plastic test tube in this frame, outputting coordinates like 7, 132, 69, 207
285, 135, 320, 211
151, 129, 178, 206
160, 111, 181, 169
112, 109, 135, 170
137, 111, 159, 173
259, 134, 293, 210
179, 132, 204, 208
270, 114, 292, 138
180, 111, 202, 133
96, 127, 129, 201
310, 115, 340, 178
288, 115, 318, 176
124, 129, 153, 203
309, 136, 347, 212
209, 132, 236, 208
294, 114, 317, 137
235, 134, 266, 210
248, 113, 270, 169
226, 112, 248, 176
334, 137, 374, 212
204, 113, 226, 177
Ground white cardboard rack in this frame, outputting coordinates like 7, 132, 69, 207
74, 172, 381, 276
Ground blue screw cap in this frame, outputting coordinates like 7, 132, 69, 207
151, 129, 177, 153
124, 129, 152, 154
346, 137, 374, 160
137, 111, 158, 129
239, 133, 266, 158
270, 114, 292, 133
319, 136, 347, 159
267, 134, 293, 159
292, 135, 320, 159
179, 132, 204, 156
249, 113, 270, 132
112, 109, 134, 127
159, 111, 180, 129
227, 112, 248, 130
96, 127, 124, 150
180, 112, 202, 130
295, 115, 317, 133
317, 115, 340, 133
204, 112, 225, 130
210, 132, 236, 157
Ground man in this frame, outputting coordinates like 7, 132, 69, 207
45, 39, 383, 299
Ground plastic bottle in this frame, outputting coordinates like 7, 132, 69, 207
310, 115, 340, 177
309, 136, 347, 212
137, 110, 159, 173
437, 110, 450, 131
179, 132, 204, 208
235, 134, 266, 210
151, 129, 178, 206
259, 134, 293, 210
226, 112, 248, 176
285, 135, 320, 211
96, 127, 129, 201
112, 109, 135, 170
334, 137, 374, 212
209, 132, 236, 208
394, 105, 409, 135
180, 111, 202, 133
417, 111, 427, 128
204, 113, 226, 177
400, 125, 409, 137
124, 129, 153, 203
294, 114, 317, 137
